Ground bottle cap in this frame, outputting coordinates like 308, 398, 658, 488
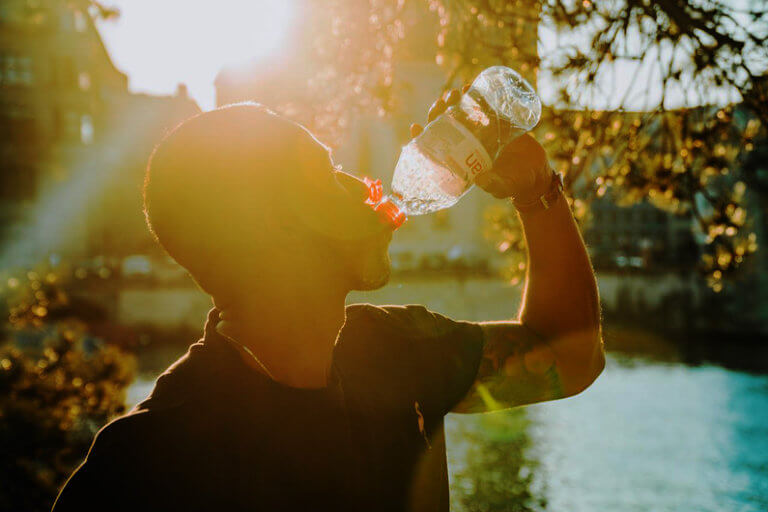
374, 197, 407, 229
363, 177, 406, 229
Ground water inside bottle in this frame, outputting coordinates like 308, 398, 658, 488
391, 141, 469, 215
391, 95, 525, 216
390, 66, 539, 216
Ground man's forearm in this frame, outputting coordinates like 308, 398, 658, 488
516, 190, 603, 388
518, 191, 599, 332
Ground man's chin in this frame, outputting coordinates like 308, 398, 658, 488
352, 253, 391, 291
358, 274, 390, 291
354, 265, 390, 291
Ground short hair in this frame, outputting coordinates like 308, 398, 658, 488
143, 103, 320, 294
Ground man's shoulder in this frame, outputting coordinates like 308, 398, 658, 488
345, 302, 432, 327
134, 336, 239, 412
338, 304, 415, 370
97, 396, 195, 448
338, 304, 484, 417
344, 302, 475, 338
338, 303, 479, 370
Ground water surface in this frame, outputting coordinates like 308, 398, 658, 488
521, 355, 768, 511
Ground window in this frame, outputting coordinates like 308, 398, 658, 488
73, 9, 86, 32
80, 114, 94, 144
59, 9, 73, 31
0, 55, 17, 83
18, 57, 32, 84
0, 55, 33, 85
78, 71, 90, 90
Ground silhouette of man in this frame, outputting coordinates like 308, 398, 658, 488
53, 92, 604, 512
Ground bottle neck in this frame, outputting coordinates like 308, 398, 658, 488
363, 177, 407, 229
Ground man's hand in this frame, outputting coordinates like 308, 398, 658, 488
410, 87, 552, 205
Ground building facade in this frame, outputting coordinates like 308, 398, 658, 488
0, 0, 199, 267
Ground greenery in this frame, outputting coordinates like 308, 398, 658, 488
0, 265, 135, 512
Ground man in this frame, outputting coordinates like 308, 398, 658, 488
53, 89, 604, 511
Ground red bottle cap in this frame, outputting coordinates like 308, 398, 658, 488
362, 177, 406, 230
374, 197, 407, 229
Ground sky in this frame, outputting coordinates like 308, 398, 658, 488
96, 0, 296, 110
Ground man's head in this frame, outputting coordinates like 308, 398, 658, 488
144, 103, 392, 301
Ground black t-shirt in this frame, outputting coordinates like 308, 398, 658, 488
53, 303, 484, 512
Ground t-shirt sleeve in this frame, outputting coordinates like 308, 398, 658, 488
344, 303, 485, 419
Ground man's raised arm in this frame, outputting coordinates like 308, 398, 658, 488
452, 132, 604, 413
453, 162, 605, 413
409, 91, 605, 414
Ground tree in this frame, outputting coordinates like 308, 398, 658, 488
305, 0, 767, 289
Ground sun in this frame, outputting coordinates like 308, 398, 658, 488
98, 0, 296, 110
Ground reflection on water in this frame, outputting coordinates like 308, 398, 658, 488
523, 355, 768, 512
128, 355, 768, 511
447, 408, 543, 512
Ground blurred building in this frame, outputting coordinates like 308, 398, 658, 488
0, 0, 199, 267
584, 196, 697, 271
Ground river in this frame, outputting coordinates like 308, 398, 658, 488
127, 354, 768, 511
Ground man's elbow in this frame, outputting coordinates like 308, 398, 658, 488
560, 327, 605, 397
573, 334, 605, 395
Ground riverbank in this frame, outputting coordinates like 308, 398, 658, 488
602, 324, 768, 374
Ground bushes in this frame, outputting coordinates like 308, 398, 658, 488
0, 266, 135, 512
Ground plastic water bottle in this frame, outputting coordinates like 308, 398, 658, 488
373, 66, 541, 225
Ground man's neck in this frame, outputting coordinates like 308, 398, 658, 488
214, 283, 348, 389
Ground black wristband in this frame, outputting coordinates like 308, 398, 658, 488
511, 168, 564, 214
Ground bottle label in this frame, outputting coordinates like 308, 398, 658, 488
418, 114, 493, 182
